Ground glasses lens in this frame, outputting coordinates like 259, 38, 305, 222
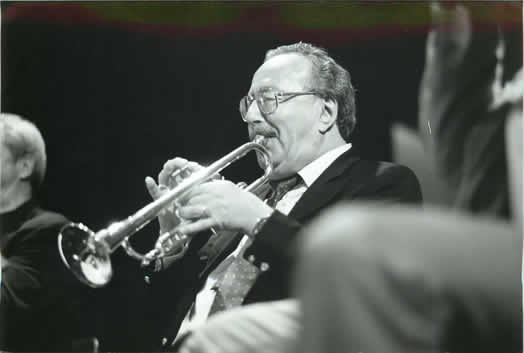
239, 95, 250, 118
240, 93, 278, 119
257, 93, 276, 115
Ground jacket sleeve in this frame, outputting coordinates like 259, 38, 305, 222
0, 219, 60, 350
0, 213, 95, 351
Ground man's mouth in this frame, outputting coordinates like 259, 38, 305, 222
252, 129, 276, 141
253, 134, 272, 147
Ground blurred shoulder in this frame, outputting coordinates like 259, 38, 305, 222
14, 208, 70, 246
25, 208, 69, 231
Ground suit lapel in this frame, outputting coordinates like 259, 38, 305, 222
290, 149, 360, 221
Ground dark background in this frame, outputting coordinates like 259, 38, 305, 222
1, 2, 521, 351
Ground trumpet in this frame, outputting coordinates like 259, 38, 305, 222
58, 137, 272, 288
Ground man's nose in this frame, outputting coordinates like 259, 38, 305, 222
243, 101, 265, 124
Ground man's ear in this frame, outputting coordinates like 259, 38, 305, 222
16, 156, 35, 180
319, 98, 338, 134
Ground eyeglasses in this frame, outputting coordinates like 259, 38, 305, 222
239, 91, 322, 122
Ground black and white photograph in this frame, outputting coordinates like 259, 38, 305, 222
0, 2, 522, 352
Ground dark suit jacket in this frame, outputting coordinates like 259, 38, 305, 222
243, 148, 423, 303
150, 148, 422, 346
0, 200, 97, 352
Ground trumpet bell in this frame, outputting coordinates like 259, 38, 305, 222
58, 223, 112, 287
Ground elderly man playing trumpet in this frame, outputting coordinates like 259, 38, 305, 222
145, 42, 422, 348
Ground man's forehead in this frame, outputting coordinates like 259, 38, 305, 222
250, 53, 313, 92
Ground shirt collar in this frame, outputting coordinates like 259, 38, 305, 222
298, 143, 352, 188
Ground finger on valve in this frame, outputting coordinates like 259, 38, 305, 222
159, 158, 185, 186
168, 165, 190, 188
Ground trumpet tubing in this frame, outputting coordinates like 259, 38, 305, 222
58, 137, 272, 288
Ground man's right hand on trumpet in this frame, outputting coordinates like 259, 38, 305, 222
145, 157, 274, 240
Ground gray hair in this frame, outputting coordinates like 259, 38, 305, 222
264, 42, 357, 141
0, 113, 47, 189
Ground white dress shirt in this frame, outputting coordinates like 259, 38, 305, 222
276, 143, 352, 214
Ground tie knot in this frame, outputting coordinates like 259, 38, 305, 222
267, 174, 302, 207
269, 174, 300, 192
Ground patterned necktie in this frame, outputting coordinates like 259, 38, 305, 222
205, 174, 303, 316
207, 244, 260, 315
266, 174, 302, 208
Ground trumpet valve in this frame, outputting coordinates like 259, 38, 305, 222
141, 248, 161, 267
